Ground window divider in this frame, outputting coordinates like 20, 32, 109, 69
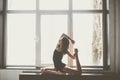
36, 0, 41, 67
102, 0, 109, 70
2, 0, 7, 69
67, 0, 73, 67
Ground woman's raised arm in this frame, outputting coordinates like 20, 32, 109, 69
60, 33, 75, 44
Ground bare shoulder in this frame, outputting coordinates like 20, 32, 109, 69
55, 45, 61, 52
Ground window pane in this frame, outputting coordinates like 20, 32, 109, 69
6, 14, 36, 65
73, 0, 102, 10
107, 0, 109, 10
41, 15, 68, 64
73, 14, 103, 66
39, 0, 68, 10
8, 0, 36, 10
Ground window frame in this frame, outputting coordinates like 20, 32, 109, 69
2, 0, 109, 70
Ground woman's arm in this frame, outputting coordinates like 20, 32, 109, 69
67, 50, 76, 59
60, 33, 75, 44
67, 48, 79, 59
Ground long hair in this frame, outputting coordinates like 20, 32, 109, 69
61, 37, 69, 53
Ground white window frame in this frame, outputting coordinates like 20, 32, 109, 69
2, 0, 109, 70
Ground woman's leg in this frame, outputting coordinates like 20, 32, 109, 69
75, 52, 82, 73
63, 52, 82, 74
41, 68, 66, 75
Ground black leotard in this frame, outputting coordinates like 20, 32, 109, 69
53, 50, 66, 71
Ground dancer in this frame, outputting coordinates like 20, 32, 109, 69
41, 33, 82, 75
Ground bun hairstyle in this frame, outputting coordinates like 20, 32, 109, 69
61, 37, 69, 53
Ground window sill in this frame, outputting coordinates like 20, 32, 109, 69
19, 71, 120, 80
2, 66, 110, 73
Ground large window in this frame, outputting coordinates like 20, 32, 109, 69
5, 0, 109, 69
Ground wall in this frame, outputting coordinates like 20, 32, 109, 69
109, 0, 120, 73
0, 0, 4, 79
115, 0, 120, 73
0, 70, 22, 80
0, 0, 3, 67
0, 0, 2, 10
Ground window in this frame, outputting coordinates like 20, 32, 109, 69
6, 14, 36, 65
5, 0, 109, 69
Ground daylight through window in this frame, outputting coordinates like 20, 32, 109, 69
5, 0, 109, 68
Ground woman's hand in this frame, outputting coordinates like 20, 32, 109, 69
74, 48, 78, 57
74, 48, 78, 53
71, 40, 75, 44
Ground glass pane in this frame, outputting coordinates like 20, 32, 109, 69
41, 15, 68, 64
39, 0, 68, 10
107, 0, 109, 10
73, 13, 103, 66
73, 0, 102, 10
8, 0, 36, 10
6, 14, 36, 65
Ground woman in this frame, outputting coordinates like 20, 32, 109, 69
42, 33, 82, 75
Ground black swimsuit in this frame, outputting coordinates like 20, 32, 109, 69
53, 50, 66, 71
